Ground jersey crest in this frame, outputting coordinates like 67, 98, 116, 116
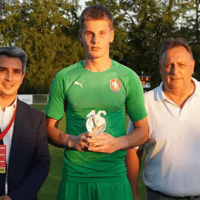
110, 79, 121, 93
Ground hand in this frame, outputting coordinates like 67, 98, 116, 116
133, 196, 140, 200
0, 195, 12, 200
86, 133, 122, 153
67, 133, 90, 151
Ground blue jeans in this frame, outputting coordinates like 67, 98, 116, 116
146, 187, 200, 200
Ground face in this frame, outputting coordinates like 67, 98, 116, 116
159, 46, 195, 92
0, 55, 25, 99
79, 19, 114, 60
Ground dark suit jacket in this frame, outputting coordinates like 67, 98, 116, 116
0, 99, 50, 200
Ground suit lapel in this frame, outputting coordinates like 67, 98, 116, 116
8, 99, 26, 174
0, 99, 25, 194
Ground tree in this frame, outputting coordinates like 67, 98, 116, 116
119, 0, 195, 88
185, 0, 200, 80
0, 0, 84, 93
0, 0, 6, 45
1, 0, 198, 93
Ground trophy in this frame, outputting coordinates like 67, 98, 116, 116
86, 110, 106, 135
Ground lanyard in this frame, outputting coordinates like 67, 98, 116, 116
0, 109, 16, 141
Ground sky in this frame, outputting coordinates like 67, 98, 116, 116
79, 0, 86, 10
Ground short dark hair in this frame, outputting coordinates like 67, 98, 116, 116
159, 37, 193, 61
79, 4, 113, 30
0, 46, 28, 73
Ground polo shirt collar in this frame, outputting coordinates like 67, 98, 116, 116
156, 82, 165, 101
192, 78, 200, 96
156, 77, 200, 102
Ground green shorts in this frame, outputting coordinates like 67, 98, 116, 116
56, 176, 133, 200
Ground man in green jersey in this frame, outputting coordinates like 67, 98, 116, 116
45, 4, 148, 200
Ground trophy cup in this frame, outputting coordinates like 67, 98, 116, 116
86, 110, 106, 135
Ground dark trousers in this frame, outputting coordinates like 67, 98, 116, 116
146, 187, 200, 200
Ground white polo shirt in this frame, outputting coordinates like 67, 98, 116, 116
128, 78, 200, 197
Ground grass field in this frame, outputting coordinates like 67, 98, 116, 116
31, 104, 146, 200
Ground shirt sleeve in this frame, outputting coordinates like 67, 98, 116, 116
45, 72, 66, 120
126, 70, 147, 122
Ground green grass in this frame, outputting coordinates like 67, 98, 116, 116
31, 104, 146, 200
38, 145, 64, 199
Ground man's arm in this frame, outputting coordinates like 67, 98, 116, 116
125, 148, 143, 200
45, 116, 89, 151
87, 117, 148, 153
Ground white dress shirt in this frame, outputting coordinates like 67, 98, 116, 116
0, 99, 17, 195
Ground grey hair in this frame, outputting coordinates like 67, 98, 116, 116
0, 46, 28, 73
159, 37, 194, 61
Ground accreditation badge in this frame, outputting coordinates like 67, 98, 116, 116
0, 145, 6, 173
86, 110, 106, 135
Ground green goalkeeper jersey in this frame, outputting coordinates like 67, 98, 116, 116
46, 60, 147, 180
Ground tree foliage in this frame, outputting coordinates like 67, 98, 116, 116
0, 0, 84, 93
0, 0, 199, 92
119, 0, 195, 88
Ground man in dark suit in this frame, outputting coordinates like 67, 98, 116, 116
0, 46, 50, 200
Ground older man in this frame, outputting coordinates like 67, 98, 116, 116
126, 38, 200, 200
0, 47, 50, 200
